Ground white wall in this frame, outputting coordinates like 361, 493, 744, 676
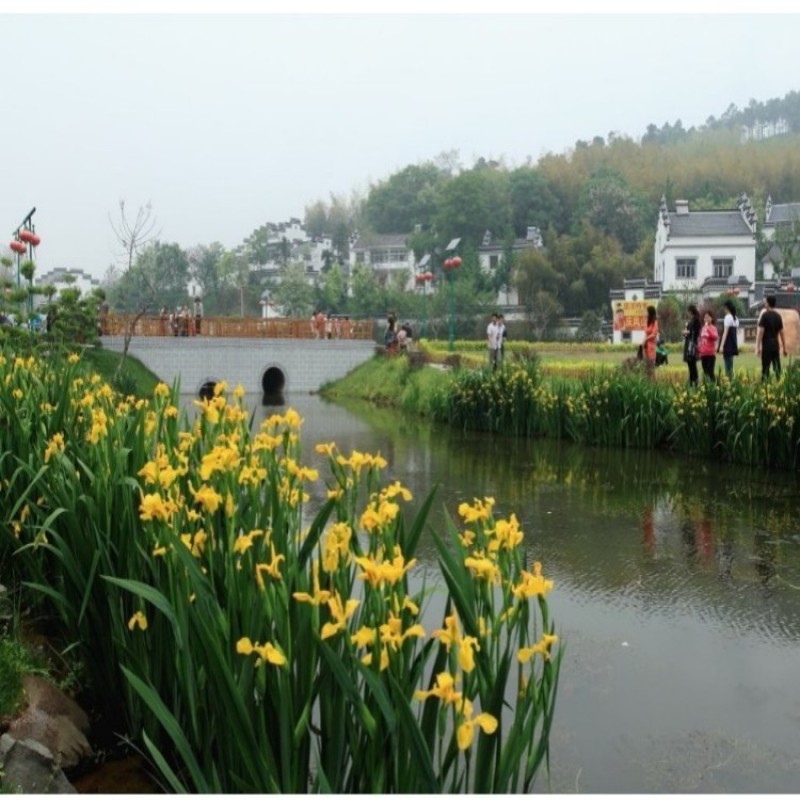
655, 235, 756, 292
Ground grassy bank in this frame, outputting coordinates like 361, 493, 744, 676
82, 347, 162, 396
322, 353, 450, 416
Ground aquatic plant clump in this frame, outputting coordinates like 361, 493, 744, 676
0, 349, 561, 793
434, 361, 800, 468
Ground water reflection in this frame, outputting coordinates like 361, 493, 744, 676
185, 392, 800, 793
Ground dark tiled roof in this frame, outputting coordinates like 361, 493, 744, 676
766, 202, 800, 225
668, 211, 752, 237
478, 238, 540, 253
352, 233, 409, 250
36, 267, 99, 285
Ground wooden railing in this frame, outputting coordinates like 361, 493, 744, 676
102, 314, 375, 340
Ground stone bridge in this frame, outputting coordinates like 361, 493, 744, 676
102, 335, 377, 396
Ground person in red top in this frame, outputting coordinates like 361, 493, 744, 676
643, 305, 658, 379
697, 309, 719, 383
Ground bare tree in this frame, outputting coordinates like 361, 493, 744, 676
108, 200, 161, 378
110, 200, 160, 273
528, 290, 563, 341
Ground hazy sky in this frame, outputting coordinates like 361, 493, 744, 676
2, 9, 799, 281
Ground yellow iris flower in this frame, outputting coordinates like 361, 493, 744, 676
517, 632, 558, 663
455, 698, 498, 751
191, 484, 223, 514
44, 433, 65, 464
413, 671, 462, 706
511, 561, 554, 599
320, 593, 360, 640
139, 492, 177, 523
236, 636, 287, 667
457, 497, 495, 524
255, 543, 285, 588
128, 611, 148, 631
292, 561, 332, 606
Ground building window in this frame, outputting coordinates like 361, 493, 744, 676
713, 258, 733, 278
388, 248, 408, 263
675, 258, 696, 279
355, 252, 365, 264
371, 250, 390, 264
489, 255, 499, 269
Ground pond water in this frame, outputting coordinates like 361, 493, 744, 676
208, 392, 800, 793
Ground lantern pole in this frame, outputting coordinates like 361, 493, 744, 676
443, 238, 461, 353
447, 268, 455, 351
423, 274, 430, 338
12, 208, 36, 289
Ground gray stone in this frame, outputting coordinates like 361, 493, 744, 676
5, 677, 91, 768
0, 734, 76, 793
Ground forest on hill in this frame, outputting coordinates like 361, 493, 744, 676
298, 89, 800, 319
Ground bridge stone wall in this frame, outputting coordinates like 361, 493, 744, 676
102, 336, 377, 394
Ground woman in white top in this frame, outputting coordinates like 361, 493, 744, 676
717, 299, 740, 380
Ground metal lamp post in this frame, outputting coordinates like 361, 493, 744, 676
9, 208, 39, 322
415, 269, 433, 338
442, 255, 461, 351
442, 238, 461, 352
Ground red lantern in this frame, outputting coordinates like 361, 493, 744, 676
18, 229, 35, 244
425, 271, 433, 281
451, 256, 462, 268
29, 234, 40, 247
443, 258, 453, 270
9, 241, 26, 254
415, 274, 425, 284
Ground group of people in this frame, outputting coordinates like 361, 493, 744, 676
161, 297, 203, 337
384, 313, 413, 354
675, 295, 788, 384
311, 310, 352, 339
486, 313, 507, 370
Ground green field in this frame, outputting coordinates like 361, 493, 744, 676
419, 339, 777, 382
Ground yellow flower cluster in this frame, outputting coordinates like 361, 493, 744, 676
0, 352, 562, 775
414, 672, 498, 750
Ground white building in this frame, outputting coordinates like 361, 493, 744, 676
761, 195, 800, 279
349, 233, 415, 289
34, 267, 101, 307
477, 226, 544, 306
653, 194, 757, 303
250, 218, 335, 276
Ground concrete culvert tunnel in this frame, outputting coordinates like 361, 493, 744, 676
198, 380, 217, 400
261, 366, 286, 395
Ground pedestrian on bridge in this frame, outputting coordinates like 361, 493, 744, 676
194, 297, 204, 335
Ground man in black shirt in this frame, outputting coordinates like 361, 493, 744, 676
755, 295, 788, 381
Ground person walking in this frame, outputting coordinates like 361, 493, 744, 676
193, 296, 204, 336
643, 305, 659, 380
498, 313, 507, 367
683, 304, 701, 386
698, 309, 718, 383
756, 295, 787, 381
486, 313, 501, 370
717, 299, 739, 380
384, 314, 398, 355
